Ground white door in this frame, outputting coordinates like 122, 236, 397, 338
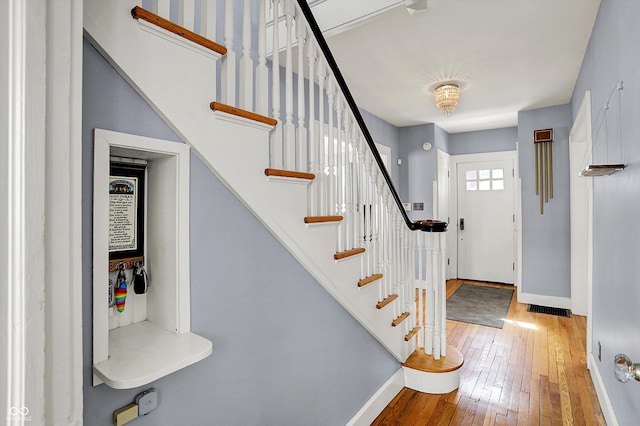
436, 150, 456, 279
457, 159, 515, 283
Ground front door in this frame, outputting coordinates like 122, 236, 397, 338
457, 159, 515, 284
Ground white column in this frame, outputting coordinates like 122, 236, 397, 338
425, 232, 434, 355
438, 232, 447, 357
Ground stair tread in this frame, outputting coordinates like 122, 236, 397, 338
391, 312, 410, 327
265, 168, 315, 180
358, 273, 383, 288
211, 102, 277, 126
304, 215, 343, 224
404, 326, 420, 342
376, 293, 398, 309
334, 247, 365, 260
131, 6, 227, 55
402, 346, 464, 373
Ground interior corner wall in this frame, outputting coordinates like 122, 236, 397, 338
517, 104, 572, 299
571, 0, 640, 423
398, 124, 437, 220
82, 38, 399, 425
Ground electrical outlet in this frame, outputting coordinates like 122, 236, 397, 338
598, 341, 602, 362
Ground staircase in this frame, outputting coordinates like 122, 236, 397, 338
84, 0, 461, 395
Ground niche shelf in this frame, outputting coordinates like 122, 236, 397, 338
92, 129, 212, 389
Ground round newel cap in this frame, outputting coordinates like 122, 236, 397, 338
416, 220, 448, 232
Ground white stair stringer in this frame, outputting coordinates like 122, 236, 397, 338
84, 0, 416, 362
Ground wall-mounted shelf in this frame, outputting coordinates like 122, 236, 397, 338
93, 129, 212, 389
580, 164, 626, 177
93, 321, 211, 389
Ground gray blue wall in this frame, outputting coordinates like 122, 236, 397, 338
571, 0, 640, 423
518, 105, 572, 299
360, 108, 401, 187
398, 124, 436, 221
82, 39, 398, 425
448, 127, 517, 155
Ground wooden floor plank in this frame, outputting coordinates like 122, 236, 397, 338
371, 279, 605, 425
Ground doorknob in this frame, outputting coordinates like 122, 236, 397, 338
460, 218, 464, 231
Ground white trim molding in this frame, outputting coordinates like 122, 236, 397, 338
44, 1, 84, 424
516, 292, 571, 310
588, 353, 619, 426
346, 369, 404, 426
2, 1, 47, 424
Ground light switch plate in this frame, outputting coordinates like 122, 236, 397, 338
136, 388, 157, 416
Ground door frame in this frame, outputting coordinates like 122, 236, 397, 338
569, 91, 593, 363
449, 150, 521, 286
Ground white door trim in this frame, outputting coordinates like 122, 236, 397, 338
569, 91, 593, 358
450, 150, 520, 285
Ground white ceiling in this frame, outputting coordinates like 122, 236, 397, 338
311, 0, 601, 133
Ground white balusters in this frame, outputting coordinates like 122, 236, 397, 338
178, 0, 195, 31
147, 0, 449, 358
307, 42, 317, 215
335, 96, 344, 252
221, 0, 236, 106
283, 0, 295, 169
256, 0, 268, 115
270, 0, 283, 169
317, 61, 327, 214
296, 17, 307, 172
239, 0, 253, 110
326, 77, 336, 216
153, 0, 170, 18
201, 0, 216, 41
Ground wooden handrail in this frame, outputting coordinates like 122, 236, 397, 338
303, 215, 343, 224
334, 247, 365, 260
264, 168, 315, 180
210, 102, 277, 126
391, 312, 410, 327
357, 273, 383, 288
131, 6, 227, 55
376, 294, 398, 310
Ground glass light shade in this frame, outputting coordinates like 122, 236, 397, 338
614, 353, 640, 383
434, 84, 460, 116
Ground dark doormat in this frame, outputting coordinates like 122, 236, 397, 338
527, 304, 570, 317
447, 284, 514, 329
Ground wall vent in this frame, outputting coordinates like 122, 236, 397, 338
527, 304, 570, 318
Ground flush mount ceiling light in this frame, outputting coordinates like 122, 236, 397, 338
434, 83, 460, 117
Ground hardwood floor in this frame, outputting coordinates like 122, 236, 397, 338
372, 280, 606, 425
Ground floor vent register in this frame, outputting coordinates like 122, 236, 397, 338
527, 304, 570, 318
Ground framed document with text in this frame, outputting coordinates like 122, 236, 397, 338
109, 162, 146, 262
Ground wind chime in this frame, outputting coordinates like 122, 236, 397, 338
534, 128, 553, 214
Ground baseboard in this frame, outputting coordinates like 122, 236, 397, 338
516, 291, 571, 309
588, 352, 619, 426
346, 368, 404, 426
